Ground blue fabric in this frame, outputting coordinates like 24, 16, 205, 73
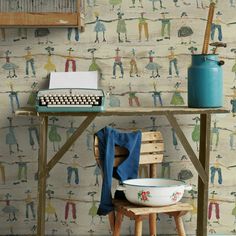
96, 126, 142, 216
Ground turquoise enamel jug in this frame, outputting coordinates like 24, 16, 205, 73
188, 54, 224, 108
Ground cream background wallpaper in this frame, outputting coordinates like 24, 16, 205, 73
0, 0, 236, 235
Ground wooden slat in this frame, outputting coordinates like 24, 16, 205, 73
94, 142, 164, 158
114, 200, 193, 216
0, 12, 79, 27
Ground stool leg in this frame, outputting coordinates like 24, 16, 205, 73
173, 213, 186, 236
149, 213, 157, 236
135, 216, 143, 236
114, 210, 123, 236
108, 211, 115, 233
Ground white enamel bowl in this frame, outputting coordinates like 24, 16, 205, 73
118, 178, 192, 206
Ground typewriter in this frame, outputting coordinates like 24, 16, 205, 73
36, 88, 105, 112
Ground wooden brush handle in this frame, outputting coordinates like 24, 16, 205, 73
202, 2, 216, 54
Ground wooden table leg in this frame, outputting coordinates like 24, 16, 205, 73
37, 116, 48, 236
197, 113, 211, 236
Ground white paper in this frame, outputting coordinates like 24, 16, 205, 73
49, 71, 98, 89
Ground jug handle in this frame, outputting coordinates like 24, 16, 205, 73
204, 56, 224, 66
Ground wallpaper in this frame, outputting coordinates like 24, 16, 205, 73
0, 0, 236, 235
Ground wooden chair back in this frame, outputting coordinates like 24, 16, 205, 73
94, 131, 164, 178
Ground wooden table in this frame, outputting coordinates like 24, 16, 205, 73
15, 106, 229, 236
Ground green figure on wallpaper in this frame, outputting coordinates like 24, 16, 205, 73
2, 50, 18, 78
24, 46, 36, 78
192, 117, 200, 151
109, 0, 122, 10
49, 117, 61, 152
145, 50, 161, 78
211, 120, 219, 151
88, 191, 98, 225
2, 193, 19, 222
117, 12, 129, 43
27, 82, 38, 107
44, 46, 56, 76
13, 155, 28, 185
130, 0, 143, 8
138, 12, 149, 42
231, 192, 236, 224
170, 82, 184, 105
129, 48, 140, 77
88, 48, 104, 80
156, 12, 171, 42
127, 83, 140, 107
231, 49, 236, 81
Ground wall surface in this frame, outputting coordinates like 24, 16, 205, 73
0, 0, 236, 235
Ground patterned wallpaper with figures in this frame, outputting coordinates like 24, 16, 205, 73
1, 0, 236, 235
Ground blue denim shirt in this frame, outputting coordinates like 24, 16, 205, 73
96, 126, 142, 216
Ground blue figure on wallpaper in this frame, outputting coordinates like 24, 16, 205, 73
67, 155, 80, 185
210, 154, 229, 185
230, 0, 236, 7
211, 120, 219, 151
151, 82, 163, 107
87, 0, 97, 7
167, 47, 179, 78
94, 13, 106, 43
24, 190, 36, 221
24, 46, 36, 78
230, 86, 236, 117
2, 50, 18, 78
211, 11, 224, 42
112, 47, 124, 79
28, 118, 39, 150
86, 123, 96, 151
49, 117, 61, 152
6, 117, 22, 155
67, 28, 80, 42
94, 164, 101, 186
192, 117, 200, 151
149, 0, 165, 11
8, 83, 20, 114
65, 48, 76, 72
107, 85, 120, 107
171, 128, 179, 150
145, 50, 161, 78
149, 117, 158, 131
229, 126, 236, 150
2, 193, 19, 222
